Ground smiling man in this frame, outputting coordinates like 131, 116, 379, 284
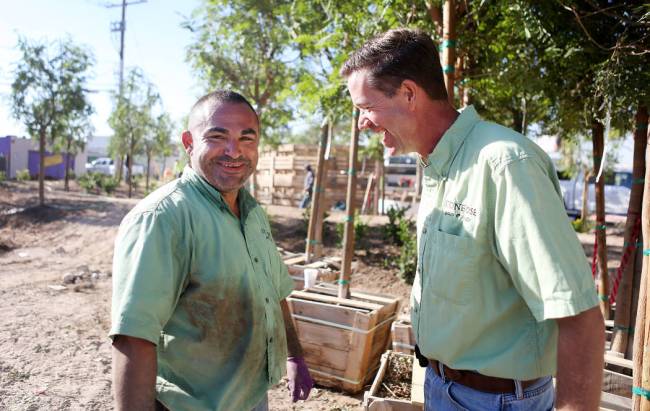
341, 29, 604, 410
110, 90, 313, 411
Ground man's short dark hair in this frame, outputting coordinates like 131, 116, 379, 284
188, 90, 259, 130
340, 28, 447, 101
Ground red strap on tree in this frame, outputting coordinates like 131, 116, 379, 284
591, 236, 598, 279
609, 216, 642, 305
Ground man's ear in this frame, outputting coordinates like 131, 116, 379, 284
401, 79, 418, 111
181, 130, 194, 155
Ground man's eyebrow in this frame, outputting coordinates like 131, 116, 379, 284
203, 127, 228, 135
241, 128, 258, 135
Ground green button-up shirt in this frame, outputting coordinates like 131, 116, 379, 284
110, 166, 294, 411
412, 106, 598, 380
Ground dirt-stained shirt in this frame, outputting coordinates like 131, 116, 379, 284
110, 166, 295, 411
412, 106, 599, 380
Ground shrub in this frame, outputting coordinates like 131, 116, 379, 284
16, 169, 30, 182
335, 212, 367, 247
99, 176, 119, 195
0, 171, 6, 183
384, 205, 410, 245
78, 173, 101, 193
396, 218, 417, 284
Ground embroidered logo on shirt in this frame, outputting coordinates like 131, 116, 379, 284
443, 200, 479, 222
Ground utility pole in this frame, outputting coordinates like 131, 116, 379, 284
105, 0, 146, 95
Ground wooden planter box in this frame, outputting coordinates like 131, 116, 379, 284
363, 351, 424, 410
391, 317, 415, 355
286, 285, 400, 393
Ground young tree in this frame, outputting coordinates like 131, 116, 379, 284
108, 69, 160, 198
143, 113, 173, 192
185, 0, 296, 146
10, 37, 94, 205
57, 111, 94, 191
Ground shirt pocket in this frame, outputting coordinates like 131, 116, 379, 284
420, 228, 479, 305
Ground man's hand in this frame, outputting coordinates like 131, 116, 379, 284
286, 356, 314, 402
112, 335, 157, 411
555, 306, 605, 410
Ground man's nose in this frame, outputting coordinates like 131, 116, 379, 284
225, 138, 242, 158
358, 114, 372, 131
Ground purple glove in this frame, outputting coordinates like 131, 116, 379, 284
286, 356, 314, 402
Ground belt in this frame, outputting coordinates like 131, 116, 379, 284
429, 359, 540, 394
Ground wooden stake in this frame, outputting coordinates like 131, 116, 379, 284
361, 173, 374, 215
306, 122, 329, 262
593, 120, 610, 318
442, 0, 456, 105
633, 114, 650, 410
339, 109, 360, 299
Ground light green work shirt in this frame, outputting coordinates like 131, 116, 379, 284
110, 166, 294, 411
412, 106, 598, 380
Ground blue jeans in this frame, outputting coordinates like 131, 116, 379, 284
424, 365, 554, 411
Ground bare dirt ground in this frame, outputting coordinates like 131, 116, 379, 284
0, 180, 624, 410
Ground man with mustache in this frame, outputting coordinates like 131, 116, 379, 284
110, 90, 313, 411
341, 29, 604, 410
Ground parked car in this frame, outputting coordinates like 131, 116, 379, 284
85, 157, 144, 177
385, 154, 417, 187
558, 169, 632, 216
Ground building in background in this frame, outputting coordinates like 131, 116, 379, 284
0, 135, 86, 179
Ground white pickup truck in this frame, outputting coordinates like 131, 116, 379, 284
85, 157, 145, 177
558, 169, 632, 216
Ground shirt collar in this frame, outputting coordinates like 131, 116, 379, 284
423, 105, 480, 179
182, 165, 258, 221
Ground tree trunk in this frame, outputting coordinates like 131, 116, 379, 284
116, 155, 124, 183
306, 122, 329, 262
146, 152, 151, 193
442, 0, 456, 105
127, 140, 134, 199
581, 168, 592, 222
339, 109, 360, 299
511, 108, 523, 134
38, 129, 46, 206
611, 105, 647, 355
64, 138, 71, 192
592, 120, 610, 318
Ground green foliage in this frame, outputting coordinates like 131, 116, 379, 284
108, 68, 162, 197
396, 217, 417, 284
0, 171, 6, 183
100, 176, 119, 195
384, 205, 410, 245
571, 218, 592, 234
78, 173, 119, 195
16, 169, 31, 182
10, 36, 94, 204
335, 212, 367, 247
78, 173, 101, 193
185, 0, 295, 145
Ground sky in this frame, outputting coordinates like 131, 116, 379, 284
0, 0, 202, 138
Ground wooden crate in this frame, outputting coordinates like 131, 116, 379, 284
363, 351, 424, 410
287, 286, 400, 393
391, 317, 415, 355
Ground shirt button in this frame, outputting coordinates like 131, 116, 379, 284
254, 257, 259, 263
269, 337, 273, 343
422, 228, 427, 234
265, 298, 270, 303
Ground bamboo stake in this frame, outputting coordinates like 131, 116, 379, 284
633, 115, 650, 410
442, 0, 456, 104
305, 121, 329, 262
373, 159, 380, 214
339, 109, 360, 299
312, 124, 332, 260
612, 105, 648, 355
592, 120, 610, 318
